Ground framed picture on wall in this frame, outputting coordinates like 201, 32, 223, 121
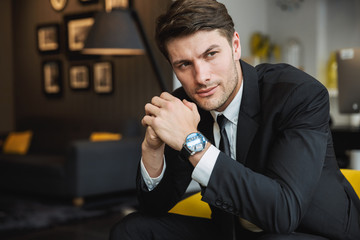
69, 64, 90, 90
50, 0, 68, 12
105, 0, 128, 11
64, 12, 96, 58
93, 61, 113, 94
42, 60, 62, 96
36, 24, 60, 53
79, 0, 99, 4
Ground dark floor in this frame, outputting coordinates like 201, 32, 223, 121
1, 209, 126, 240
0, 191, 138, 240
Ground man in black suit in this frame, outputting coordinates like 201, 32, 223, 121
110, 0, 360, 239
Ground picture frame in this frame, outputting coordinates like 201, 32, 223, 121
105, 0, 128, 11
50, 0, 68, 12
36, 24, 60, 53
79, 0, 99, 4
69, 64, 90, 90
93, 61, 113, 94
64, 12, 96, 58
42, 60, 62, 96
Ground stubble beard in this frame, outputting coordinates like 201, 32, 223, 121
192, 60, 239, 112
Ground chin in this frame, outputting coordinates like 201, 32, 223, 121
197, 99, 223, 111
190, 92, 224, 111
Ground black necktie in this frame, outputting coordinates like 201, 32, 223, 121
217, 114, 231, 157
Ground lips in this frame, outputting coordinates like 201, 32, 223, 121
196, 86, 217, 97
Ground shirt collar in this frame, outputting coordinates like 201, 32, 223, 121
211, 80, 243, 125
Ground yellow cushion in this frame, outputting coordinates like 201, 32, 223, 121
169, 170, 360, 219
341, 169, 360, 197
89, 132, 122, 142
3, 131, 33, 155
169, 192, 212, 219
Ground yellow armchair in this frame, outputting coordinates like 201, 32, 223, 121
169, 192, 211, 219
340, 169, 360, 197
169, 169, 360, 219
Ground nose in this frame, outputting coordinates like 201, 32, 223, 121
193, 61, 210, 84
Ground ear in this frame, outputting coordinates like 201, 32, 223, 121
232, 32, 241, 60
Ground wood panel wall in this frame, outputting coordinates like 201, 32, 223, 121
0, 0, 14, 132
12, 0, 172, 135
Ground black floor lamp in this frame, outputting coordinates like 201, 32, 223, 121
82, 1, 168, 92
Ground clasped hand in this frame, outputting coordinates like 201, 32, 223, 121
142, 92, 200, 151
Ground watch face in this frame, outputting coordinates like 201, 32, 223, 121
185, 132, 206, 153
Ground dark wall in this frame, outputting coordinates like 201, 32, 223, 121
0, 0, 14, 132
12, 0, 172, 135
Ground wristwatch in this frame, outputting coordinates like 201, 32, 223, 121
180, 132, 207, 160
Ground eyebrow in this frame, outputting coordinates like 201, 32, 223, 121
172, 44, 221, 66
202, 44, 221, 56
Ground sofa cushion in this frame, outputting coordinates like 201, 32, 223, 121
3, 131, 33, 155
89, 132, 122, 142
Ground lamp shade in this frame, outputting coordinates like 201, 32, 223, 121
82, 9, 145, 55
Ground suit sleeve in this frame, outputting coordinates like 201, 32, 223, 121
136, 88, 196, 215
136, 144, 195, 215
201, 79, 330, 233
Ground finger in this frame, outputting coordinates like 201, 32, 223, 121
151, 96, 169, 109
190, 101, 198, 114
141, 116, 148, 127
182, 99, 194, 110
147, 126, 160, 140
145, 103, 160, 116
183, 99, 200, 122
159, 92, 177, 101
147, 125, 155, 135
183, 99, 198, 114
152, 93, 181, 110
142, 115, 154, 127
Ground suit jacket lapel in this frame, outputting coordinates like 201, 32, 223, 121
236, 60, 261, 164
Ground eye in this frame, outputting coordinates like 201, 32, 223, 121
182, 62, 190, 67
177, 61, 191, 69
206, 51, 218, 59
208, 51, 217, 57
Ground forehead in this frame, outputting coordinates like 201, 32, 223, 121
166, 30, 230, 62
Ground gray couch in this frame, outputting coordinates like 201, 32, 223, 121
0, 118, 142, 205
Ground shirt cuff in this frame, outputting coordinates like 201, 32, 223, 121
140, 157, 166, 191
191, 145, 220, 187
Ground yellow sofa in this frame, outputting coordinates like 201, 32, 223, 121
169, 191, 211, 219
341, 169, 360, 196
169, 169, 360, 219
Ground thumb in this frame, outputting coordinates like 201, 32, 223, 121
183, 99, 195, 110
183, 99, 199, 116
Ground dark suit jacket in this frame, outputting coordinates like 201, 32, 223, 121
137, 60, 360, 240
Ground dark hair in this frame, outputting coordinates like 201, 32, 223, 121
155, 0, 235, 60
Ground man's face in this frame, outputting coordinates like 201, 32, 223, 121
167, 30, 242, 112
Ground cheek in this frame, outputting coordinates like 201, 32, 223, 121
212, 58, 231, 77
177, 75, 194, 90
